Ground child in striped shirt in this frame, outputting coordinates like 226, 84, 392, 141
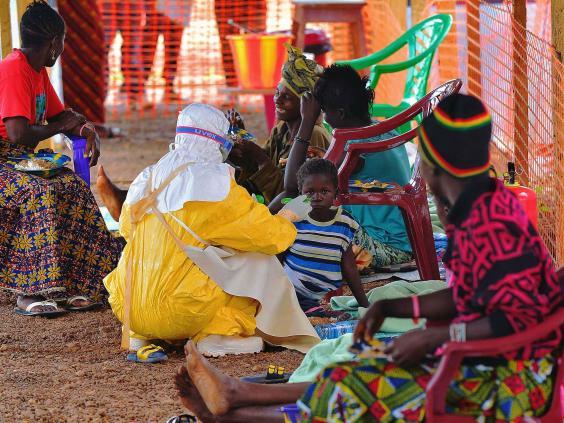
282, 158, 370, 311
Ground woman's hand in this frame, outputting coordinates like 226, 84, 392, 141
226, 109, 245, 130
230, 140, 269, 171
384, 327, 447, 367
354, 301, 387, 342
57, 109, 87, 133
82, 126, 101, 166
384, 329, 430, 367
228, 143, 257, 172
300, 91, 321, 129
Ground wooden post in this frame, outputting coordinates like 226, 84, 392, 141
552, 0, 564, 264
15, 0, 56, 151
554, 1, 564, 61
0, 1, 12, 58
435, 0, 459, 83
386, 0, 407, 31
7, 0, 34, 50
512, 0, 528, 185
410, 0, 426, 25
16, 0, 33, 20
466, 0, 482, 97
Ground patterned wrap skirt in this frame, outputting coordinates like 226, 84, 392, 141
298, 355, 555, 422
352, 225, 413, 271
0, 139, 123, 301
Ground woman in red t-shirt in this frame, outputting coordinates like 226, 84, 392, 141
0, 1, 123, 316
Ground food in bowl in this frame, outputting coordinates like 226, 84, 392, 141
352, 179, 390, 190
15, 158, 57, 171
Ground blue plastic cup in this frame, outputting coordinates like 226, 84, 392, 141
280, 404, 301, 423
68, 135, 90, 185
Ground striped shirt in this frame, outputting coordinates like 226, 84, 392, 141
283, 208, 359, 301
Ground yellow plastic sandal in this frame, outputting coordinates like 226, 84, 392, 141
127, 344, 168, 363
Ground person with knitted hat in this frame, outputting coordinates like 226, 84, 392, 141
171, 94, 562, 422
228, 44, 330, 204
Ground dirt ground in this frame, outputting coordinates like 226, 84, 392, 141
0, 111, 304, 423
0, 290, 304, 423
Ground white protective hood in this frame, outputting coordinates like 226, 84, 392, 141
124, 103, 233, 213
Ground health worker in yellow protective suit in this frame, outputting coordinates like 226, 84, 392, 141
104, 103, 319, 357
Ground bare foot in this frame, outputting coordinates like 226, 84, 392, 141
96, 165, 127, 221
185, 342, 238, 416
175, 366, 215, 422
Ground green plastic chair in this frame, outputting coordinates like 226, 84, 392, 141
336, 14, 452, 133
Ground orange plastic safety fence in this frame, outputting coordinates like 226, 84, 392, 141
97, 0, 563, 264
98, 0, 410, 117
419, 0, 563, 265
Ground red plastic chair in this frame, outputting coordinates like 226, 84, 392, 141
426, 308, 564, 423
324, 79, 463, 281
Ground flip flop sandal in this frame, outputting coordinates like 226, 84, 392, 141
14, 300, 69, 317
166, 414, 197, 423
126, 344, 168, 363
241, 373, 291, 384
241, 364, 292, 384
65, 296, 103, 312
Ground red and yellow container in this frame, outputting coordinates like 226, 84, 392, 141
227, 34, 293, 89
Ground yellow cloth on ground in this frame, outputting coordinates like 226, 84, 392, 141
104, 180, 297, 343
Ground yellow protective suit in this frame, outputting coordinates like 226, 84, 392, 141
103, 179, 297, 343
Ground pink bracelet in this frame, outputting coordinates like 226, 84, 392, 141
79, 123, 92, 137
411, 295, 420, 324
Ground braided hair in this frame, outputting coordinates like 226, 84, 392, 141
20, 1, 65, 48
314, 64, 374, 121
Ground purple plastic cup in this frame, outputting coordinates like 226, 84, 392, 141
68, 135, 90, 185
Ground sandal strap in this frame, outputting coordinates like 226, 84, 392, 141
137, 344, 165, 361
67, 296, 89, 306
26, 300, 58, 312
166, 415, 197, 423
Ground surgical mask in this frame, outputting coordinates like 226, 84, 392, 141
174, 126, 234, 162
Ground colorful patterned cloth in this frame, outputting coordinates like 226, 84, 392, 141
298, 355, 556, 422
0, 139, 123, 301
352, 224, 413, 270
280, 44, 322, 97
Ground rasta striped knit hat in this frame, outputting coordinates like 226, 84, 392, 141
418, 93, 492, 178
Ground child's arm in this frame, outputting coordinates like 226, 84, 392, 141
269, 93, 321, 214
342, 245, 370, 308
268, 190, 287, 214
